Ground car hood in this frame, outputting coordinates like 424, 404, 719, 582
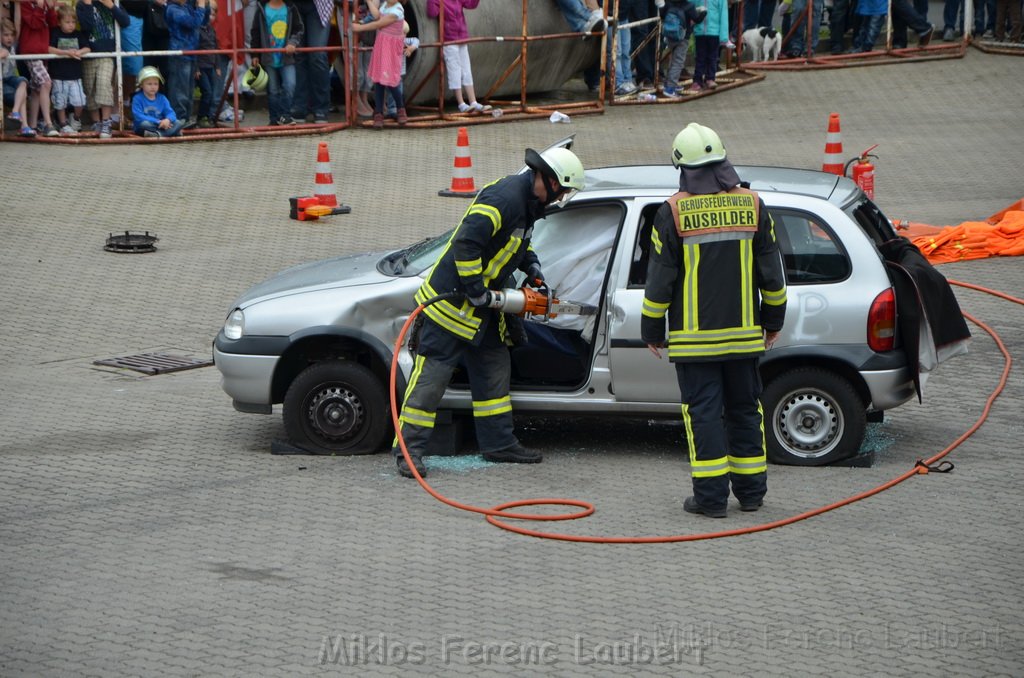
234, 251, 392, 308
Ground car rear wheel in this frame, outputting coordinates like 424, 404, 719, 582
283, 360, 388, 455
762, 367, 866, 466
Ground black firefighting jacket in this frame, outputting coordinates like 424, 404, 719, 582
416, 172, 544, 344
641, 187, 788, 361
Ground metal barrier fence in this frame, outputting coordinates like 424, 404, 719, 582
0, 0, 987, 142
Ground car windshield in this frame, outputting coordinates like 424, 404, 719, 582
377, 230, 454, 277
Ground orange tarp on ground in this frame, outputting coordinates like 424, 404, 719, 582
902, 199, 1024, 264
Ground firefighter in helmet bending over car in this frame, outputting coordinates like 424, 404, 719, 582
394, 147, 586, 479
642, 123, 787, 518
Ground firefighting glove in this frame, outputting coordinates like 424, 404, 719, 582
526, 263, 545, 288
467, 291, 493, 308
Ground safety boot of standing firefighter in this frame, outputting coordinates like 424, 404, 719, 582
483, 442, 542, 464
396, 452, 427, 479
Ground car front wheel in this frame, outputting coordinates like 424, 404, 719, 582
282, 360, 389, 455
761, 367, 866, 466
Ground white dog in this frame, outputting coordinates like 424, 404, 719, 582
741, 27, 782, 61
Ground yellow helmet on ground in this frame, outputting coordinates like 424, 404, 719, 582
136, 65, 164, 86
672, 123, 727, 168
243, 64, 268, 93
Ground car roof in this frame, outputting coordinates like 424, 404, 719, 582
582, 165, 861, 205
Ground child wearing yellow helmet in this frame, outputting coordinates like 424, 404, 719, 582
131, 66, 185, 138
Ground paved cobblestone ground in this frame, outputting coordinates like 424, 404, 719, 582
2, 50, 1023, 676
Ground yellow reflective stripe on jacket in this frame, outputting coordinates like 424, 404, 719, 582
728, 454, 767, 475
415, 282, 481, 342
740, 239, 753, 328
481, 232, 522, 283
650, 226, 663, 256
467, 203, 502, 236
669, 326, 764, 342
455, 257, 483, 277
400, 406, 436, 429
761, 286, 787, 306
472, 395, 513, 418
641, 297, 670, 319
668, 340, 766, 359
682, 243, 699, 332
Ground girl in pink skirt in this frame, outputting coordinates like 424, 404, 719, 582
353, 0, 406, 128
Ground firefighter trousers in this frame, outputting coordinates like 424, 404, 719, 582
674, 358, 768, 511
394, 316, 517, 461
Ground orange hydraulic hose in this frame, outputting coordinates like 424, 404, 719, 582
390, 281, 1016, 543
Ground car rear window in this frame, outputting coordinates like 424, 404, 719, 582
770, 209, 851, 284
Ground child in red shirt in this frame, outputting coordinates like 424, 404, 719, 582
17, 0, 59, 136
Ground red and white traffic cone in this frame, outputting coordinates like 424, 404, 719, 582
313, 142, 351, 214
438, 127, 479, 198
822, 112, 845, 176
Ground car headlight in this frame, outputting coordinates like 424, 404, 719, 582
223, 309, 245, 340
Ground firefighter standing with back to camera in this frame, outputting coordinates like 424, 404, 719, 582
393, 147, 586, 479
642, 123, 788, 518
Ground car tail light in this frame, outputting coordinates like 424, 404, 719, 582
867, 288, 896, 352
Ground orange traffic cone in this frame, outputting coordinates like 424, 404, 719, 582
822, 112, 845, 176
438, 127, 479, 198
313, 142, 351, 214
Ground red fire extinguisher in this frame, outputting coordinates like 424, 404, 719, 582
845, 144, 879, 199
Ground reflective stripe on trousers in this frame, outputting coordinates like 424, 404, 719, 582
394, 316, 516, 460
675, 358, 767, 511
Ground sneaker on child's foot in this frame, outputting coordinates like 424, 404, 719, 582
41, 124, 59, 137
59, 124, 75, 135
143, 130, 161, 138
469, 101, 491, 112
68, 116, 82, 132
19, 126, 37, 137
99, 119, 112, 139
457, 102, 472, 113
614, 81, 638, 95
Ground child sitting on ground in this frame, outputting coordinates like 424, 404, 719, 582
48, 4, 91, 135
131, 64, 185, 136
1, 18, 34, 136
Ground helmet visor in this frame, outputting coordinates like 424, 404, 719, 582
550, 186, 578, 208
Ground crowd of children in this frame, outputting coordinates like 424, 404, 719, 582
5, 0, 1020, 140
2, 0, 218, 138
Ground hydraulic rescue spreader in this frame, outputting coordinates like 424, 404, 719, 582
480, 286, 597, 321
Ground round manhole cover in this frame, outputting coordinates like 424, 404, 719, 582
105, 231, 159, 253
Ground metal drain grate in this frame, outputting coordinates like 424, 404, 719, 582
93, 353, 212, 375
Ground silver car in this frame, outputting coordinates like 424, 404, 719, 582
214, 162, 930, 466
